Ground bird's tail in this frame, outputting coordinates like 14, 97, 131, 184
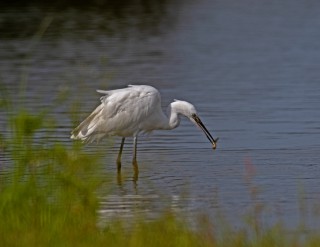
70, 104, 105, 143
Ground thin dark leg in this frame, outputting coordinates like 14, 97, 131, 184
116, 137, 125, 172
132, 136, 137, 164
132, 136, 139, 180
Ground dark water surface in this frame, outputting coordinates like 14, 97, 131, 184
1, 0, 320, 227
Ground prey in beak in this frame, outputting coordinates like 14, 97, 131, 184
191, 114, 219, 149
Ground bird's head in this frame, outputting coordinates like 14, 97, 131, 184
170, 100, 219, 150
170, 99, 197, 118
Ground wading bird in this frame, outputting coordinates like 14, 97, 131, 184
71, 85, 218, 174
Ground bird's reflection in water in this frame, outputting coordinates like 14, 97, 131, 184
133, 160, 139, 182
116, 162, 139, 190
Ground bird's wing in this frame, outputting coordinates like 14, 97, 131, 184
96, 85, 146, 103
91, 85, 161, 136
72, 85, 161, 142
97, 89, 116, 103
96, 84, 142, 95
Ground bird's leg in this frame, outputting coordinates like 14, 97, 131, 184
132, 136, 139, 176
116, 137, 125, 172
132, 136, 138, 165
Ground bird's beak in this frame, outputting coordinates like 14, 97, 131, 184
192, 114, 219, 150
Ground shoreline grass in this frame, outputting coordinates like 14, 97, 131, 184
1, 92, 320, 247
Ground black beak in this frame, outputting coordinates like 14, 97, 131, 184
192, 114, 219, 149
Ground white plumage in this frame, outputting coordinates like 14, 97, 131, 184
71, 85, 218, 172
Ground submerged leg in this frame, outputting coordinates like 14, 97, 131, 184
133, 136, 137, 163
116, 137, 125, 172
132, 136, 139, 177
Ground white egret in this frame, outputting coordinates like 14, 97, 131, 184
71, 85, 218, 172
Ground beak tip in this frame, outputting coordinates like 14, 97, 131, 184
212, 138, 219, 150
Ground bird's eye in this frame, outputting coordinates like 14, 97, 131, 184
191, 113, 197, 118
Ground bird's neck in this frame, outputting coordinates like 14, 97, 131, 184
161, 105, 180, 130
148, 103, 181, 131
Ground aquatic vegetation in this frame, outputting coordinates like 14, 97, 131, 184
1, 92, 320, 247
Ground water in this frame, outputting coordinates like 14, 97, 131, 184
1, 0, 320, 228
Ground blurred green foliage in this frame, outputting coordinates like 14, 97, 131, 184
0, 90, 320, 246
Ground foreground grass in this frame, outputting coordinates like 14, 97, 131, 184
1, 94, 320, 247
